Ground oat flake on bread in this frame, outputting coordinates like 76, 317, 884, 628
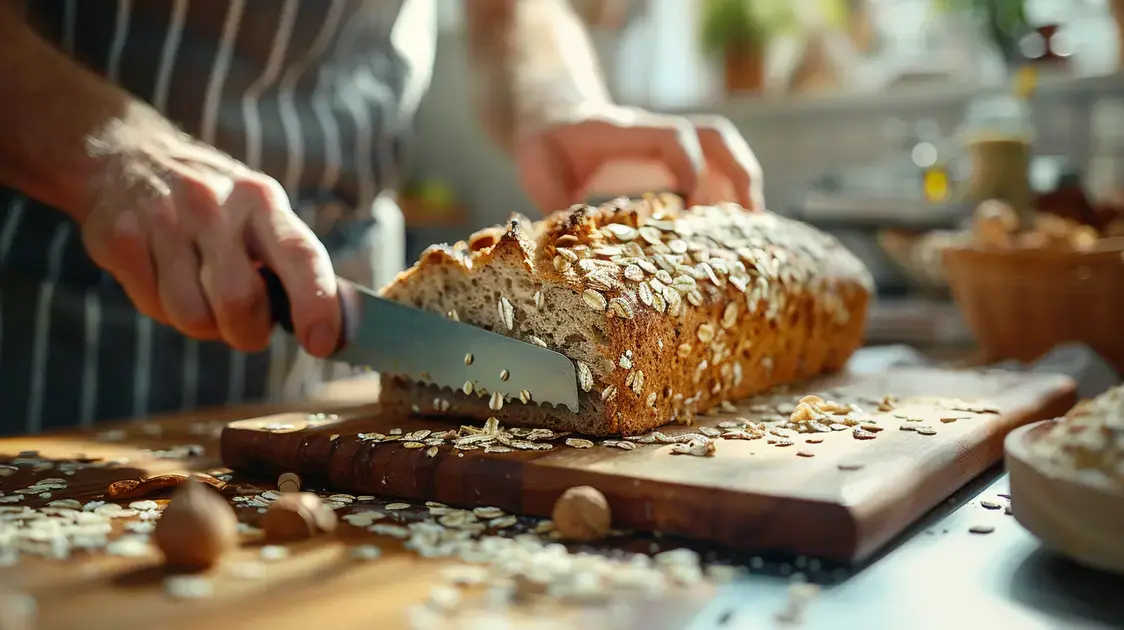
378, 195, 873, 436
1028, 384, 1124, 487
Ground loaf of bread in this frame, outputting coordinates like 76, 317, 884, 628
378, 196, 873, 436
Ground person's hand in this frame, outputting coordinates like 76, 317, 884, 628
514, 104, 764, 213
80, 117, 340, 356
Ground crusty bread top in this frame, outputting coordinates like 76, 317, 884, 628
389, 194, 872, 321
381, 195, 872, 398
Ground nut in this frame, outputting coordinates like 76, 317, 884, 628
261, 493, 338, 542
277, 472, 302, 493
551, 486, 611, 542
153, 479, 238, 571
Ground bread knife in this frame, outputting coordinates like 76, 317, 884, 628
259, 270, 581, 412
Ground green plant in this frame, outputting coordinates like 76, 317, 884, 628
936, 0, 1029, 62
699, 0, 799, 57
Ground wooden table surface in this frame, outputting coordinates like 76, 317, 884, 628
0, 400, 714, 630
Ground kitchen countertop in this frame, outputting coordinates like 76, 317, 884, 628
691, 468, 1123, 630
0, 404, 720, 630
1, 371, 1120, 630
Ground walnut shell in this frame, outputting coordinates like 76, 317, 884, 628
153, 478, 238, 570
551, 485, 611, 542
261, 493, 338, 542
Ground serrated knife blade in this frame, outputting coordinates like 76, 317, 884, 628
260, 270, 580, 412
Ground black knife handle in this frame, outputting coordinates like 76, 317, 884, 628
258, 268, 357, 354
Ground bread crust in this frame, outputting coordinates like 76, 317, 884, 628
378, 196, 873, 436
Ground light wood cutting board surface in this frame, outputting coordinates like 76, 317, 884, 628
221, 368, 1076, 561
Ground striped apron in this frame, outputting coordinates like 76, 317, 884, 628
0, 0, 436, 434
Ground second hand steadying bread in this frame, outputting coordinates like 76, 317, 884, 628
378, 195, 874, 436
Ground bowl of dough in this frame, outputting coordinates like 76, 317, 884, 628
942, 200, 1124, 372
1005, 384, 1124, 574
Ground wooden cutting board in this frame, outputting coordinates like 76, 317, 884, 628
220, 368, 1075, 562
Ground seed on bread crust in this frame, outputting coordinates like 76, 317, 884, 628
582, 289, 607, 312
576, 362, 594, 392
488, 392, 504, 411
609, 298, 634, 319
498, 297, 515, 331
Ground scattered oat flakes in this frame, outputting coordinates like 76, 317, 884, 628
385, 503, 411, 511
671, 439, 715, 457
227, 561, 267, 580
350, 545, 382, 561
968, 524, 995, 534
581, 289, 607, 312
342, 511, 386, 527
260, 545, 289, 561
775, 582, 820, 624
488, 392, 504, 411
576, 362, 594, 392
106, 535, 153, 557
428, 584, 463, 610
369, 524, 410, 538
498, 297, 515, 331
164, 575, 214, 600
489, 515, 518, 529
852, 428, 877, 440
472, 506, 504, 519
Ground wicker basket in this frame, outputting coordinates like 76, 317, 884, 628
943, 241, 1124, 372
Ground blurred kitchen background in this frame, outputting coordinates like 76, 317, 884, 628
399, 0, 1124, 357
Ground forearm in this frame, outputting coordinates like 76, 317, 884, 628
0, 1, 153, 221
465, 0, 612, 152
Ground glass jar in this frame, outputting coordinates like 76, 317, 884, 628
959, 91, 1036, 225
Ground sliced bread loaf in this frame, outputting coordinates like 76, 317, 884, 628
378, 195, 873, 436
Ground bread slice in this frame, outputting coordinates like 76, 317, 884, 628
378, 196, 873, 436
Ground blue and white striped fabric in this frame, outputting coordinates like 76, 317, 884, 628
0, 0, 435, 434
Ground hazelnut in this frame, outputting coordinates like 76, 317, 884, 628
261, 492, 338, 542
551, 486, 611, 542
277, 472, 302, 493
153, 478, 238, 571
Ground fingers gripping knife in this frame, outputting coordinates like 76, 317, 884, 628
259, 270, 581, 412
